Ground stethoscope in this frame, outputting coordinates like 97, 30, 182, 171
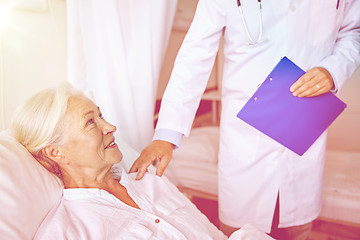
236, 0, 341, 45
236, 0, 263, 45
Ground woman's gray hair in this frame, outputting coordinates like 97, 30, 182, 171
11, 83, 82, 180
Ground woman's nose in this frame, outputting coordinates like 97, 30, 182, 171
102, 120, 116, 135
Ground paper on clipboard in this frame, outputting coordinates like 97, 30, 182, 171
237, 57, 346, 155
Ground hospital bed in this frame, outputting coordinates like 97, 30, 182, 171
164, 126, 360, 227
0, 129, 272, 239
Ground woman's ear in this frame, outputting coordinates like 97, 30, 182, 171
42, 146, 66, 164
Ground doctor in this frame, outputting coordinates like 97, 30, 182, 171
130, 0, 360, 239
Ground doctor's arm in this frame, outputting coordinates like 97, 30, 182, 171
290, 0, 360, 98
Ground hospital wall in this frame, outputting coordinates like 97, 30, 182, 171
0, 0, 67, 130
0, 0, 359, 153
326, 68, 360, 152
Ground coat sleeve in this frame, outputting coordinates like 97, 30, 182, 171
317, 0, 360, 92
156, 0, 226, 136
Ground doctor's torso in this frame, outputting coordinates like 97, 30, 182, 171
156, 0, 358, 230
221, 0, 343, 103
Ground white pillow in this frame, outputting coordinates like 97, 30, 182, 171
0, 131, 63, 239
174, 126, 220, 163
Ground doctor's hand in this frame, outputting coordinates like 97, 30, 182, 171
290, 67, 334, 98
129, 140, 173, 180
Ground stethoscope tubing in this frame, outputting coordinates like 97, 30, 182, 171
236, 0, 263, 45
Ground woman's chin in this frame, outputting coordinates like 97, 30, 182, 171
113, 151, 123, 164
104, 150, 123, 165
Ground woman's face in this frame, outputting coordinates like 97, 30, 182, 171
60, 95, 123, 171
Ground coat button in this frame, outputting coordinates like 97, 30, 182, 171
155, 219, 160, 223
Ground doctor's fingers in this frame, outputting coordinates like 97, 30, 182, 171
129, 156, 151, 180
129, 149, 154, 179
290, 67, 333, 97
135, 165, 149, 181
155, 153, 172, 177
290, 68, 319, 97
130, 140, 174, 180
133, 151, 172, 180
129, 143, 162, 176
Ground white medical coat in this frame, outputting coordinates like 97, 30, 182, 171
156, 0, 360, 233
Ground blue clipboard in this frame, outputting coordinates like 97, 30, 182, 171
237, 57, 346, 155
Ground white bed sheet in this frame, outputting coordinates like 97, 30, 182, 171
165, 126, 219, 197
321, 150, 360, 225
165, 126, 360, 225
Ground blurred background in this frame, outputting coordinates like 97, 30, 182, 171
0, 0, 358, 152
0, 1, 359, 238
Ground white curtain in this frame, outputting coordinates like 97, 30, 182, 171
67, 0, 177, 152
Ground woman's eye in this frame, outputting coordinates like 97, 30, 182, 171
99, 114, 104, 120
86, 118, 95, 126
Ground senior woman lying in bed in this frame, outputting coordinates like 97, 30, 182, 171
10, 84, 272, 239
